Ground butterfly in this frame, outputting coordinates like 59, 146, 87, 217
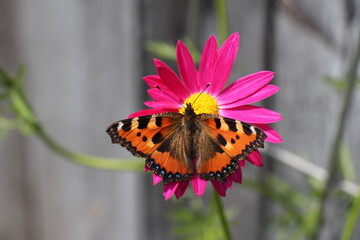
106, 103, 267, 184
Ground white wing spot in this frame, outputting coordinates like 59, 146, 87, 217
117, 122, 124, 131
250, 126, 256, 134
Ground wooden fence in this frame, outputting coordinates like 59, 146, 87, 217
1, 0, 359, 239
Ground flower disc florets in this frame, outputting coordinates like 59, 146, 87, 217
179, 93, 219, 115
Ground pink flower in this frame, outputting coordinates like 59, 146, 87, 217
130, 33, 282, 200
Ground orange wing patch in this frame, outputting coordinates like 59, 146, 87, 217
204, 117, 266, 160
147, 149, 193, 183
106, 115, 176, 157
197, 150, 238, 181
196, 116, 266, 182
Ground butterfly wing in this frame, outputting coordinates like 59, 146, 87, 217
106, 113, 193, 183
196, 114, 267, 181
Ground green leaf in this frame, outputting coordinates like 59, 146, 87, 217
145, 39, 200, 64
0, 67, 14, 87
308, 177, 325, 199
145, 41, 177, 61
324, 76, 360, 90
0, 66, 25, 90
0, 91, 11, 100
291, 206, 320, 240
0, 117, 18, 131
215, 0, 229, 43
324, 76, 348, 90
338, 142, 356, 181
182, 37, 200, 64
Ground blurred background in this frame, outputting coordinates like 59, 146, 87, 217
1, 0, 360, 239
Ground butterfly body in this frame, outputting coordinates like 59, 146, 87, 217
107, 103, 266, 183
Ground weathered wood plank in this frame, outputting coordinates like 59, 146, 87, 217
0, 1, 26, 240
10, 0, 144, 240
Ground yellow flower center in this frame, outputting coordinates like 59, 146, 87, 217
179, 93, 219, 115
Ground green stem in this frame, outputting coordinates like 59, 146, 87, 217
215, 0, 229, 43
341, 190, 360, 240
213, 190, 232, 240
36, 126, 143, 171
313, 30, 360, 239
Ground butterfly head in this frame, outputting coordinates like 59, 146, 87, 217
184, 103, 197, 117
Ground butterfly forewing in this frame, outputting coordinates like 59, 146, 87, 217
107, 115, 175, 157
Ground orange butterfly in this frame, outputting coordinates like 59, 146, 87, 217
106, 103, 266, 183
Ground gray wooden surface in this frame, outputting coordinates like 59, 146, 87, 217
1, 0, 360, 240
1, 1, 145, 240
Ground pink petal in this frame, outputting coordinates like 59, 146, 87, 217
153, 59, 190, 100
199, 35, 218, 89
239, 161, 246, 167
255, 124, 283, 143
212, 167, 243, 196
230, 168, 242, 183
144, 165, 150, 172
144, 100, 179, 109
191, 175, 207, 197
176, 40, 198, 93
246, 150, 263, 167
175, 181, 190, 199
209, 33, 240, 95
144, 75, 184, 104
153, 174, 163, 185
224, 177, 233, 189
220, 85, 279, 108
163, 181, 179, 201
143, 75, 162, 88
128, 108, 175, 118
217, 71, 274, 103
221, 105, 282, 124
147, 88, 182, 104
211, 180, 227, 197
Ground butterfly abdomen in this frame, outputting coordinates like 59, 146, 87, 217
180, 106, 206, 159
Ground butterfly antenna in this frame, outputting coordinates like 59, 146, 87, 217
192, 83, 211, 105
155, 85, 184, 107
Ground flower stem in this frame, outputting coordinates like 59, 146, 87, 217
215, 0, 229, 43
341, 190, 360, 240
313, 30, 360, 239
213, 190, 232, 240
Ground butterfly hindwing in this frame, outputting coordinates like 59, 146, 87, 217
147, 147, 194, 183
196, 141, 239, 181
196, 115, 267, 181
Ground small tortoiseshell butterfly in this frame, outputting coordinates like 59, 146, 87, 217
106, 98, 267, 183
